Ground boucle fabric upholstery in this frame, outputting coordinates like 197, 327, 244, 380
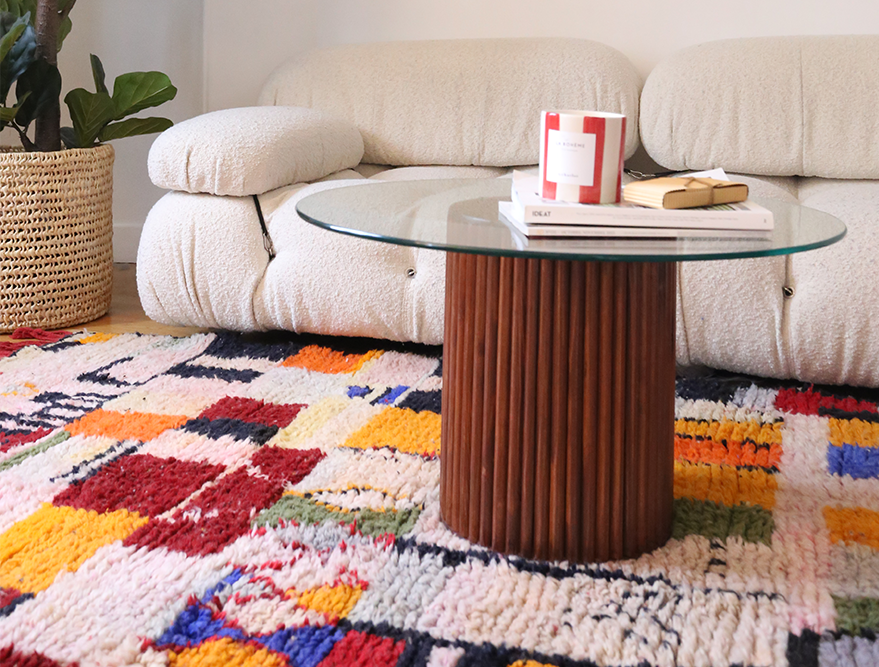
136, 192, 267, 329
138, 164, 563, 343
678, 176, 879, 386
788, 179, 879, 386
253, 179, 447, 342
675, 175, 798, 379
147, 107, 364, 196
259, 38, 641, 167
640, 36, 879, 178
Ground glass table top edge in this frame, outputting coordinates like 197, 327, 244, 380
294, 178, 847, 263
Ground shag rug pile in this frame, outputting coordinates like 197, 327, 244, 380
1, 329, 878, 667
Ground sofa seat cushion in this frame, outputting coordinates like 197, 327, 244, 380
136, 192, 269, 329
677, 175, 879, 387
253, 180, 447, 342
138, 175, 454, 343
675, 175, 799, 379
138, 165, 528, 341
786, 179, 879, 385
148, 106, 365, 196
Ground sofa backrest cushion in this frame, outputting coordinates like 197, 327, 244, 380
259, 38, 641, 167
148, 106, 364, 196
640, 36, 879, 179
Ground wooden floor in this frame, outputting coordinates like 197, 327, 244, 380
0, 264, 208, 341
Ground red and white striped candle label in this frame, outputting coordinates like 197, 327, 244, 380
539, 110, 626, 204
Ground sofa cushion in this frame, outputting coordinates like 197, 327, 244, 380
259, 38, 641, 167
640, 36, 879, 178
137, 192, 269, 329
786, 179, 879, 385
675, 175, 798, 378
253, 179, 446, 342
148, 106, 364, 196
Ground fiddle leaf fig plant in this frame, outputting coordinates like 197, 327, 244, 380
0, 0, 176, 152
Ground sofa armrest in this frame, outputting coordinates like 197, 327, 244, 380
148, 106, 364, 196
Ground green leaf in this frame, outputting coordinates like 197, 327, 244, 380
14, 58, 59, 126
98, 116, 172, 142
111, 71, 176, 120
0, 13, 25, 61
57, 13, 70, 51
90, 53, 106, 94
0, 91, 26, 130
59, 124, 76, 148
0, 102, 19, 123
0, 1, 32, 19
64, 87, 114, 147
0, 12, 34, 102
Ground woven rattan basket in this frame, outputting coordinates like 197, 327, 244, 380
0, 144, 114, 332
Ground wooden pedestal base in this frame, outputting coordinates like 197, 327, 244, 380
439, 253, 676, 562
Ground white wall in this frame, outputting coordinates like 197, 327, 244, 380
204, 0, 879, 112
59, 0, 204, 261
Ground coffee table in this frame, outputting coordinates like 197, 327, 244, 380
296, 178, 846, 562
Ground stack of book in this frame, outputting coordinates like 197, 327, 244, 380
499, 171, 774, 240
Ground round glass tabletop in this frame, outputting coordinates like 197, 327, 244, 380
295, 178, 846, 262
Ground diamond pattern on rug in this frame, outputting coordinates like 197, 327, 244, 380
3, 330, 879, 666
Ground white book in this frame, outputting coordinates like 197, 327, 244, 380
509, 172, 774, 231
499, 202, 772, 240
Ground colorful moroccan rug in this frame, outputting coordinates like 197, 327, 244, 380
1, 329, 878, 667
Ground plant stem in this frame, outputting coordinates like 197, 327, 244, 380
34, 0, 61, 152
12, 123, 36, 151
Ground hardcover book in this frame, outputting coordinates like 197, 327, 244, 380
498, 201, 772, 240
622, 176, 749, 209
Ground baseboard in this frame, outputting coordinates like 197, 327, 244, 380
113, 221, 143, 263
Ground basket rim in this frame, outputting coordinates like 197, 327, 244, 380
0, 144, 115, 157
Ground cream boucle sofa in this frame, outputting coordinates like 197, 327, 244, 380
138, 36, 879, 387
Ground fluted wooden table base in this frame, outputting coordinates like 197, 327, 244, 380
439, 253, 677, 563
